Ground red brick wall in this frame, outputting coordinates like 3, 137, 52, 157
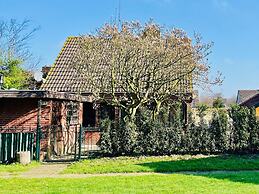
0, 98, 84, 159
85, 131, 100, 145
0, 98, 53, 160
0, 98, 51, 133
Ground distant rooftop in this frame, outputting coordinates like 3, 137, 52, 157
236, 90, 259, 105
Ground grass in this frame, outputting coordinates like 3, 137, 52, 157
0, 172, 258, 193
0, 162, 39, 174
63, 154, 259, 174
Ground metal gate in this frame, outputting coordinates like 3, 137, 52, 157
0, 132, 35, 163
47, 125, 79, 161
46, 125, 102, 161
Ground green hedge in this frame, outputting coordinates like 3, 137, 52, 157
100, 104, 259, 156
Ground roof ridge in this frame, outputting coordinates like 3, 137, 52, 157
67, 36, 80, 39
238, 89, 259, 91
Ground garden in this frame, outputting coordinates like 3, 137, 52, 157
0, 102, 258, 194
0, 21, 258, 194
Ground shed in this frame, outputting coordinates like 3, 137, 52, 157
0, 90, 89, 160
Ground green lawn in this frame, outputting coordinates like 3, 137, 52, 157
64, 154, 259, 174
0, 162, 39, 174
0, 172, 258, 194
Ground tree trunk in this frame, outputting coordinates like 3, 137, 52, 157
153, 100, 162, 120
128, 106, 139, 122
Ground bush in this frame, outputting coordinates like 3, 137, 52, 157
209, 109, 229, 153
100, 119, 113, 155
229, 105, 250, 152
212, 97, 225, 108
99, 104, 259, 156
121, 118, 138, 155
248, 108, 259, 152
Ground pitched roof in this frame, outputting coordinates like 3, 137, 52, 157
41, 37, 81, 92
41, 36, 193, 96
236, 90, 259, 105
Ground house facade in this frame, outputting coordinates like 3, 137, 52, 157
41, 36, 193, 155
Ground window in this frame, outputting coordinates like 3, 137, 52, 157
66, 102, 79, 125
82, 102, 116, 128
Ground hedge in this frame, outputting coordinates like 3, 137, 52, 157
100, 104, 259, 156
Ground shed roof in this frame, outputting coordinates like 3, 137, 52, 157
0, 90, 91, 102
240, 93, 259, 107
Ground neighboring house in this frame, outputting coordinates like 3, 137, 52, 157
236, 90, 259, 118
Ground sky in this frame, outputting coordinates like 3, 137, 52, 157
1, 0, 259, 98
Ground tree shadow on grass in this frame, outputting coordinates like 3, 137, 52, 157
137, 155, 259, 185
192, 171, 259, 185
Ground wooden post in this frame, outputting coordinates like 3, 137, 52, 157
78, 124, 82, 160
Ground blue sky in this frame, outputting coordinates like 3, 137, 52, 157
1, 0, 259, 98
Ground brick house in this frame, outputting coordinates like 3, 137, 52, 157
41, 36, 193, 123
0, 36, 193, 161
41, 36, 193, 154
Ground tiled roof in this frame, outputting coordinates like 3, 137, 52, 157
41, 37, 81, 92
41, 37, 193, 95
236, 90, 259, 104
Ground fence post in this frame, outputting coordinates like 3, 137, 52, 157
78, 124, 82, 160
74, 125, 77, 160
36, 100, 42, 161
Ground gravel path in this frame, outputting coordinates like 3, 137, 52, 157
0, 164, 258, 179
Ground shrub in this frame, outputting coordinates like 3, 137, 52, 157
229, 105, 250, 152
100, 119, 113, 155
209, 109, 229, 153
247, 108, 259, 152
212, 97, 225, 108
99, 103, 259, 156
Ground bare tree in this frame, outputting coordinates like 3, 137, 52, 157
74, 21, 222, 120
0, 19, 40, 69
0, 19, 40, 89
